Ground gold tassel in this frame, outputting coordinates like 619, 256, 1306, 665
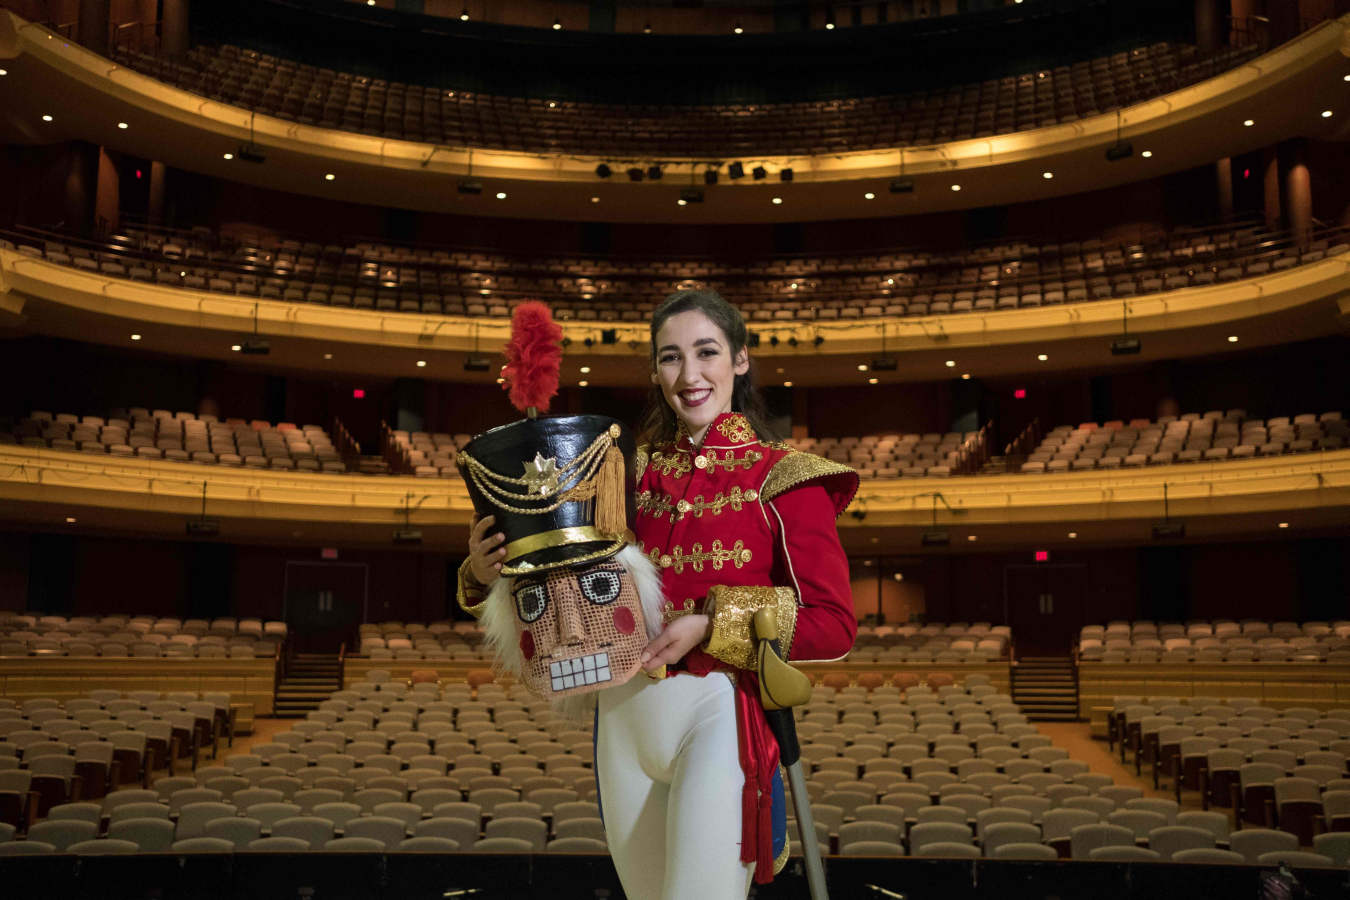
594, 440, 627, 538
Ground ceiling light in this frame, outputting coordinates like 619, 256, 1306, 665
857, 364, 869, 372
117, 122, 128, 129
945, 360, 955, 367
864, 192, 875, 200
547, 101, 557, 109
677, 199, 687, 206
324, 173, 335, 181
1068, 531, 1077, 539
868, 377, 878, 384
65, 516, 77, 524
495, 192, 507, 199
783, 381, 793, 387
130, 333, 141, 341
496, 377, 505, 384
967, 535, 977, 541
1140, 150, 1153, 158
0, 69, 7, 76
578, 380, 588, 387
552, 18, 561, 29
771, 197, 783, 205
1321, 110, 1333, 118
367, 0, 375, 5
42, 114, 53, 122
1041, 171, 1053, 179
1243, 119, 1254, 127
1277, 522, 1289, 529
416, 360, 427, 368
886, 278, 894, 285
733, 23, 743, 33
460, 8, 469, 20
961, 373, 970, 380
789, 283, 798, 290
590, 196, 599, 203
323, 353, 333, 360
950, 184, 961, 192
1344, 75, 1350, 82
223, 152, 233, 160
231, 344, 242, 352
580, 366, 591, 374
1037, 354, 1048, 361
1227, 335, 1238, 343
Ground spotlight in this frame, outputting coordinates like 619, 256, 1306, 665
457, 179, 483, 194
890, 177, 914, 193
787, 337, 799, 348
779, 168, 794, 182
1111, 337, 1142, 355
459, 8, 469, 20
463, 356, 491, 372
870, 357, 898, 371
921, 530, 950, 547
747, 333, 761, 348
626, 167, 644, 182
647, 165, 663, 180
813, 335, 825, 347
1105, 141, 1134, 161
600, 329, 618, 345
595, 164, 612, 179
552, 18, 561, 30
678, 188, 704, 204
769, 335, 780, 347
752, 166, 767, 180
704, 168, 719, 185
728, 161, 745, 180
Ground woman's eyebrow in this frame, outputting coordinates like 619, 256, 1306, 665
657, 337, 722, 354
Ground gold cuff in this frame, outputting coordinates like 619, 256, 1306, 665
456, 558, 490, 620
703, 585, 799, 670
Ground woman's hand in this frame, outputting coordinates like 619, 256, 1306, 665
640, 614, 711, 671
468, 514, 506, 588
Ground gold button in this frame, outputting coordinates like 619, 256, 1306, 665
676, 500, 693, 514
660, 554, 672, 568
694, 455, 708, 469
739, 549, 753, 563
745, 488, 759, 501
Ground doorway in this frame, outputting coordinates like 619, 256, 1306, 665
282, 561, 369, 654
1003, 563, 1086, 658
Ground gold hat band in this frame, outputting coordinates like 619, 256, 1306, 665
503, 526, 624, 565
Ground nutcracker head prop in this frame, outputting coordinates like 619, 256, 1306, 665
481, 544, 663, 700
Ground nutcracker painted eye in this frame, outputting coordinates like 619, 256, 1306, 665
579, 569, 621, 605
515, 583, 547, 622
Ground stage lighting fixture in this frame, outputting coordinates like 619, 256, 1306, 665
787, 337, 799, 348
679, 188, 704, 204
1105, 141, 1134, 161
647, 165, 663, 180
921, 530, 950, 547
1152, 522, 1185, 539
235, 144, 266, 164
393, 528, 423, 545
769, 335, 780, 346
870, 357, 898, 371
813, 335, 825, 347
463, 356, 492, 372
704, 169, 719, 185
595, 164, 612, 179
626, 167, 644, 182
890, 177, 914, 193
728, 162, 745, 180
600, 329, 618, 345
779, 168, 794, 182
747, 332, 761, 348
457, 179, 483, 194
186, 518, 220, 537
1111, 337, 1141, 355
751, 165, 767, 180
239, 339, 270, 355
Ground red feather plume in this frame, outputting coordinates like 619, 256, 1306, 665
501, 301, 563, 414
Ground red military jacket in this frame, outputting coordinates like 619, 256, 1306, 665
635, 410, 859, 671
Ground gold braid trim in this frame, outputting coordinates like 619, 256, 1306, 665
634, 445, 650, 482
455, 557, 490, 620
759, 450, 859, 515
650, 450, 692, 478
774, 825, 791, 875
637, 486, 759, 522
702, 585, 799, 670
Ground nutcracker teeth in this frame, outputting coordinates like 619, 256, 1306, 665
550, 651, 611, 691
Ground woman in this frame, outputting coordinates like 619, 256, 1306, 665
466, 289, 856, 899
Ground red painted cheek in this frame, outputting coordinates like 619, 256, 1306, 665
520, 629, 536, 660
612, 607, 636, 635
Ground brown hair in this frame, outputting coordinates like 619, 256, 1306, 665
636, 289, 780, 447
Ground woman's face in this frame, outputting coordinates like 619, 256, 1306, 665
653, 309, 749, 446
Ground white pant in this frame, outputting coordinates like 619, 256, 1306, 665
596, 672, 755, 900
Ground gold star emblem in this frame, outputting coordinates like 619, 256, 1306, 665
522, 453, 560, 496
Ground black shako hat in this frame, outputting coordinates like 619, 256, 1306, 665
458, 414, 636, 576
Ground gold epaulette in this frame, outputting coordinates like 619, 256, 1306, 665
758, 450, 859, 516
455, 557, 491, 620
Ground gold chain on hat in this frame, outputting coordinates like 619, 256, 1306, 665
459, 429, 613, 515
